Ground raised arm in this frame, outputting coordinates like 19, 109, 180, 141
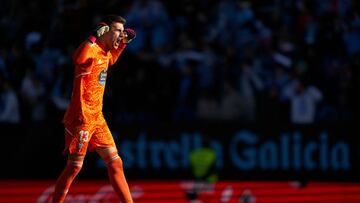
109, 28, 136, 65
73, 41, 94, 66
109, 42, 126, 66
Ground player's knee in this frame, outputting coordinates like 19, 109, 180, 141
106, 153, 122, 165
101, 150, 123, 171
69, 163, 82, 174
67, 155, 84, 174
97, 147, 122, 165
107, 157, 124, 173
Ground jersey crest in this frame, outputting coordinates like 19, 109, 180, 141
98, 69, 107, 85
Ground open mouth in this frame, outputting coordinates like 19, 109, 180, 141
115, 37, 122, 47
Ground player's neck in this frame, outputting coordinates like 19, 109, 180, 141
97, 39, 110, 53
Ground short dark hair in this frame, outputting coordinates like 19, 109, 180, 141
101, 15, 126, 26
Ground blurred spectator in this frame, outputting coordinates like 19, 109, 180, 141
236, 61, 264, 122
20, 68, 47, 122
173, 59, 198, 121
49, 65, 71, 120
125, 0, 172, 53
343, 19, 360, 56
0, 76, 20, 123
282, 76, 323, 124
0, 49, 8, 79
219, 81, 243, 120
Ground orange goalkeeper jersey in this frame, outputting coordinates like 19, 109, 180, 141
63, 41, 125, 126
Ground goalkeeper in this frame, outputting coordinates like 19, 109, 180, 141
52, 15, 136, 203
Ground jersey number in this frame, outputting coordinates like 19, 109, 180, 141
79, 130, 89, 142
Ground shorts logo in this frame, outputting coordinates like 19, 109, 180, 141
98, 70, 107, 86
77, 130, 89, 152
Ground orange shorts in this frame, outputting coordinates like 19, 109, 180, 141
63, 117, 116, 155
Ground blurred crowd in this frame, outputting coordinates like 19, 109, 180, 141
0, 0, 359, 125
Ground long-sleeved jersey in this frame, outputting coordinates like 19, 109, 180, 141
63, 41, 125, 126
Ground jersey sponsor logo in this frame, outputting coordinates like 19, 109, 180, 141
98, 69, 107, 85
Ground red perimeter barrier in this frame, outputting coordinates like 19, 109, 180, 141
0, 180, 359, 203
